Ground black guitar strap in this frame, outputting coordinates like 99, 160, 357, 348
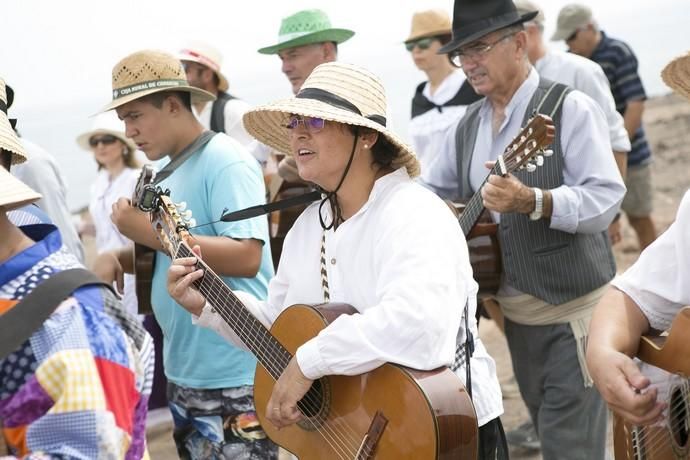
0, 268, 114, 360
152, 131, 217, 185
220, 189, 322, 223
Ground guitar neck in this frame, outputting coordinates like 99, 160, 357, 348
458, 165, 500, 236
174, 243, 291, 380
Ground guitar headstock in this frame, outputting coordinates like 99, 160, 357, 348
150, 193, 197, 258
495, 114, 556, 176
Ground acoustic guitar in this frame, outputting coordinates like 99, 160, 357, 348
131, 165, 156, 314
450, 114, 556, 295
149, 191, 478, 459
613, 307, 690, 459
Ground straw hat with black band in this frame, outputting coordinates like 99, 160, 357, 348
662, 51, 690, 102
243, 62, 419, 229
243, 62, 419, 178
101, 50, 216, 112
438, 0, 538, 54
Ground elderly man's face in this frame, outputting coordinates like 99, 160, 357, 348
278, 43, 330, 94
456, 29, 524, 97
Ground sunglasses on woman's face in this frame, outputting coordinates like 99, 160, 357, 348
285, 115, 326, 133
405, 37, 436, 52
89, 134, 118, 148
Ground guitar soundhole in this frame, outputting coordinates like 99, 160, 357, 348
670, 385, 689, 448
297, 377, 331, 431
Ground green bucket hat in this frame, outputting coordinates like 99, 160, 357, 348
258, 9, 354, 55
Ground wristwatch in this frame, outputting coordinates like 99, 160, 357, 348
529, 187, 543, 221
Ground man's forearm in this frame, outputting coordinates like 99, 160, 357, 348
613, 151, 628, 179
623, 101, 644, 140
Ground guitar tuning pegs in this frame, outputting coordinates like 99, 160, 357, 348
536, 156, 544, 167
182, 210, 193, 220
176, 201, 187, 211
187, 218, 197, 228
526, 163, 537, 173
543, 149, 554, 157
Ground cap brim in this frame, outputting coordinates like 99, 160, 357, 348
550, 26, 576, 41
242, 98, 419, 177
258, 29, 355, 55
76, 129, 138, 153
100, 85, 215, 113
438, 11, 538, 54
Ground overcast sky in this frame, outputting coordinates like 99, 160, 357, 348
2, 0, 688, 209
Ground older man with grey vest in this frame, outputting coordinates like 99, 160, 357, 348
423, 0, 625, 459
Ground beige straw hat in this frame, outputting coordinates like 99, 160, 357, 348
0, 167, 41, 211
76, 111, 137, 153
101, 50, 216, 112
178, 41, 230, 92
661, 51, 690, 101
243, 62, 420, 177
0, 78, 27, 165
405, 9, 452, 43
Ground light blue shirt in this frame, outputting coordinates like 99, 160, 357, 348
425, 68, 625, 235
151, 133, 273, 389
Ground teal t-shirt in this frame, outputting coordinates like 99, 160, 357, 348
151, 133, 273, 389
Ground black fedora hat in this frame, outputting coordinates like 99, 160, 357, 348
439, 0, 538, 54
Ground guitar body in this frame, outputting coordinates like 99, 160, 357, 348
613, 308, 690, 459
254, 303, 478, 460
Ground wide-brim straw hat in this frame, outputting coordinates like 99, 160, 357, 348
76, 111, 137, 153
0, 167, 41, 211
258, 9, 354, 55
101, 50, 216, 112
178, 42, 230, 92
0, 78, 27, 165
661, 51, 690, 102
243, 62, 420, 178
405, 9, 452, 43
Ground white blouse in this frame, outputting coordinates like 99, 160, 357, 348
612, 190, 690, 331
196, 167, 503, 425
88, 167, 140, 316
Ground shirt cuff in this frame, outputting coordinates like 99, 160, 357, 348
547, 185, 578, 233
295, 337, 331, 380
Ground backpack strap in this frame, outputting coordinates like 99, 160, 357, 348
210, 91, 236, 133
0, 268, 114, 360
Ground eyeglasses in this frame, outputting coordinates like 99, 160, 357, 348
89, 134, 118, 147
285, 115, 326, 133
405, 37, 436, 52
449, 32, 516, 68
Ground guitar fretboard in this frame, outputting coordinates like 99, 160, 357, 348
175, 243, 291, 380
458, 165, 500, 236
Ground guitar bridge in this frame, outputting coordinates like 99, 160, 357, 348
355, 411, 388, 460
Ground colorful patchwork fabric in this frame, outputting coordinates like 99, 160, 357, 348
0, 225, 154, 459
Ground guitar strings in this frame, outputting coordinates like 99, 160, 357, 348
175, 243, 364, 459
186, 250, 358, 460
634, 392, 690, 456
628, 379, 690, 457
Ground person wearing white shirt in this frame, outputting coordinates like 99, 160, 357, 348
404, 10, 483, 188
431, 0, 626, 458
166, 62, 505, 459
586, 51, 690, 428
515, 0, 630, 245
179, 42, 254, 147
76, 111, 141, 317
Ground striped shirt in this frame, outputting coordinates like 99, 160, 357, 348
590, 31, 651, 166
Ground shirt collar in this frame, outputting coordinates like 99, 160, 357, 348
0, 224, 62, 287
478, 67, 539, 122
422, 69, 467, 104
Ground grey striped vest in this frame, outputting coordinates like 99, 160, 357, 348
455, 78, 616, 305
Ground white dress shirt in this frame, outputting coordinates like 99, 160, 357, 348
410, 70, 472, 187
196, 168, 503, 426
89, 167, 140, 316
535, 49, 630, 153
612, 190, 690, 331
194, 98, 254, 147
426, 68, 625, 235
